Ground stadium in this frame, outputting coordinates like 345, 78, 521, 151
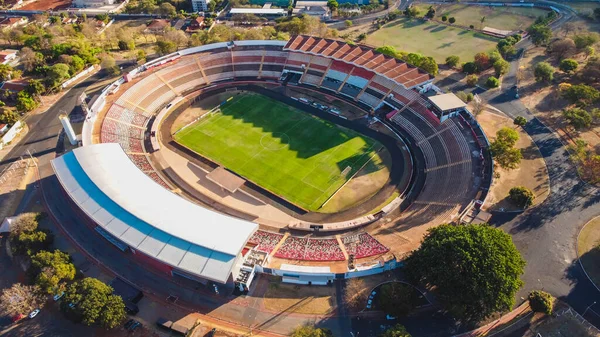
50, 35, 492, 291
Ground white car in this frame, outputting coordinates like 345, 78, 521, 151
28, 309, 40, 319
386, 315, 396, 320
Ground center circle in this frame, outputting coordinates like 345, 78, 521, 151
260, 133, 290, 151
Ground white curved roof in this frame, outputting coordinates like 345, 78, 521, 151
51, 143, 258, 283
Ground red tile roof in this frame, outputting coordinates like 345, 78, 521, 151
284, 35, 433, 88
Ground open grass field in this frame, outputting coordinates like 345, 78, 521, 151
365, 18, 499, 62
174, 93, 385, 212
415, 4, 548, 31
578, 217, 600, 288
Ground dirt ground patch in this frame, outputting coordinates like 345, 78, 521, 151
477, 110, 549, 211
578, 217, 600, 288
20, 0, 71, 10
262, 282, 337, 315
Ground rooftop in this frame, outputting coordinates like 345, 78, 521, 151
428, 93, 467, 112
229, 8, 286, 14
51, 143, 258, 283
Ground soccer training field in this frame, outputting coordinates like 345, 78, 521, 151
174, 93, 385, 212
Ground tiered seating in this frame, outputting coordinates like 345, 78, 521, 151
128, 154, 153, 172
302, 74, 321, 86
107, 105, 151, 127
274, 237, 307, 260
248, 230, 284, 253
273, 237, 345, 261
146, 171, 171, 189
342, 233, 388, 259
358, 92, 381, 108
116, 76, 163, 114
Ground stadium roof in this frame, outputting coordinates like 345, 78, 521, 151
229, 8, 286, 15
51, 143, 258, 283
284, 35, 433, 88
428, 93, 467, 112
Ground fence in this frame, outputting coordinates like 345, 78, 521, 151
62, 65, 97, 89
0, 121, 23, 150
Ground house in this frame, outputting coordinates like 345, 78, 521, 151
0, 80, 28, 96
172, 18, 186, 30
0, 124, 7, 134
191, 0, 211, 12
0, 17, 27, 30
144, 19, 170, 34
0, 49, 18, 65
186, 17, 205, 31
293, 1, 330, 19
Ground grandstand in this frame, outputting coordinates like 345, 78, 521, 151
68, 37, 488, 288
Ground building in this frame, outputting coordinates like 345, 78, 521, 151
228, 8, 287, 18
172, 18, 186, 30
191, 0, 211, 12
51, 143, 258, 285
186, 16, 205, 31
0, 49, 17, 65
293, 1, 330, 19
73, 0, 115, 8
0, 80, 28, 96
428, 93, 467, 122
144, 19, 170, 34
0, 17, 27, 30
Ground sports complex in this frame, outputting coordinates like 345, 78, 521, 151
50, 35, 493, 290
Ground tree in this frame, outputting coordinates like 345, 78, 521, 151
573, 33, 599, 50
474, 52, 490, 72
0, 64, 14, 81
581, 57, 600, 84
381, 324, 412, 337
441, 15, 447, 22
508, 186, 535, 208
549, 38, 576, 60
16, 91, 38, 112
425, 6, 435, 19
417, 56, 438, 75
563, 108, 592, 129
379, 283, 420, 318
471, 97, 486, 119
562, 84, 600, 106
405, 224, 526, 322
12, 228, 53, 256
466, 74, 479, 87
513, 116, 527, 128
493, 59, 510, 77
480, 16, 486, 29
462, 61, 477, 74
26, 79, 45, 97
30, 250, 76, 294
403, 6, 420, 18
46, 63, 71, 89
118, 39, 135, 51
290, 324, 333, 337
533, 62, 554, 83
9, 213, 39, 237
490, 127, 522, 169
0, 284, 44, 317
585, 46, 595, 60
158, 3, 177, 17
528, 291, 554, 315
486, 76, 500, 88
344, 20, 352, 28
61, 278, 126, 329
0, 109, 19, 125
559, 59, 578, 74
445, 55, 459, 68
528, 24, 552, 46
343, 278, 368, 309
155, 39, 177, 55
18, 47, 45, 73
327, 0, 338, 12
448, 17, 456, 24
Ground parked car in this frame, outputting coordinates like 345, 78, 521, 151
128, 321, 141, 331
28, 309, 40, 319
53, 292, 64, 301
124, 319, 135, 329
366, 299, 372, 309
386, 315, 396, 320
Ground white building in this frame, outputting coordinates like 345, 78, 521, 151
191, 0, 211, 12
73, 0, 115, 8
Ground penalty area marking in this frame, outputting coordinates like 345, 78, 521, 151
260, 133, 290, 151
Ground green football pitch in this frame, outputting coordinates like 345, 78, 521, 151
174, 93, 384, 211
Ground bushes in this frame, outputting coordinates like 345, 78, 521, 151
445, 55, 460, 68
466, 74, 479, 87
559, 59, 578, 73
509, 186, 535, 208
563, 108, 592, 129
462, 61, 477, 74
534, 62, 554, 83
493, 59, 510, 77
562, 84, 600, 106
486, 76, 500, 88
455, 91, 474, 103
528, 291, 554, 315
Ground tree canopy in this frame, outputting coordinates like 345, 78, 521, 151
0, 283, 44, 317
509, 186, 535, 208
378, 283, 421, 318
528, 24, 552, 46
562, 84, 600, 106
380, 324, 412, 337
61, 277, 126, 329
30, 250, 76, 294
290, 325, 333, 337
534, 62, 554, 83
490, 127, 522, 169
405, 224, 525, 322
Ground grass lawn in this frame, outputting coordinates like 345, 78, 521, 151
415, 4, 548, 31
365, 18, 499, 62
174, 93, 384, 211
578, 217, 600, 287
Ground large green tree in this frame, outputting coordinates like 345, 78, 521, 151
290, 324, 333, 337
0, 283, 45, 317
534, 62, 554, 83
528, 24, 552, 46
61, 277, 126, 329
380, 324, 412, 337
405, 224, 526, 322
379, 283, 420, 318
30, 250, 76, 294
562, 84, 600, 106
490, 127, 522, 169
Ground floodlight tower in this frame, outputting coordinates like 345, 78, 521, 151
59, 114, 77, 146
